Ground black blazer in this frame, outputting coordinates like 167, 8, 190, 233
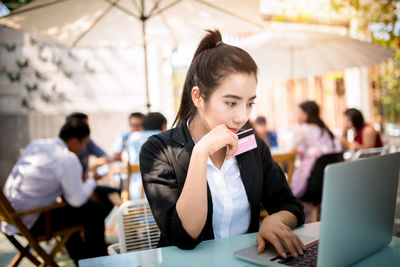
140, 122, 304, 250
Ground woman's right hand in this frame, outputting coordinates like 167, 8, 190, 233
194, 124, 239, 160
177, 124, 238, 239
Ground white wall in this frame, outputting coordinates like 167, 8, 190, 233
344, 67, 370, 120
0, 25, 175, 182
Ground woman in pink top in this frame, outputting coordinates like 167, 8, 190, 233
291, 101, 341, 198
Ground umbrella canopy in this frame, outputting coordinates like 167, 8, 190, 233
239, 29, 394, 79
0, 0, 264, 110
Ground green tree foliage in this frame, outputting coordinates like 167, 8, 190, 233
331, 0, 400, 124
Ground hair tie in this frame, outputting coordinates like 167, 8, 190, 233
216, 41, 223, 47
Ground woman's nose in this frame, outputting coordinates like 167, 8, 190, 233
233, 107, 248, 124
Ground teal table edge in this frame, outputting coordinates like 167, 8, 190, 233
79, 224, 400, 267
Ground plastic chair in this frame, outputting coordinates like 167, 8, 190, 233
271, 149, 297, 186
107, 199, 160, 255
0, 190, 84, 267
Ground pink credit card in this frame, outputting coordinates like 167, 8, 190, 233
234, 128, 258, 156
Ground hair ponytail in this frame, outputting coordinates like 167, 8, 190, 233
173, 29, 257, 126
192, 29, 222, 60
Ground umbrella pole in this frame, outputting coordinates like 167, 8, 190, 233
141, 16, 151, 112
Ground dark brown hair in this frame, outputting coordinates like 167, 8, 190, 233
59, 120, 90, 142
344, 108, 365, 132
142, 112, 167, 131
173, 29, 258, 125
66, 112, 88, 122
299, 100, 334, 140
129, 112, 144, 120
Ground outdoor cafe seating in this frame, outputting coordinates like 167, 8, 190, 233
0, 189, 84, 267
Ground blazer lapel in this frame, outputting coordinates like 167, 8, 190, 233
172, 121, 259, 205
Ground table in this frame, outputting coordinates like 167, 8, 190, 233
80, 223, 400, 267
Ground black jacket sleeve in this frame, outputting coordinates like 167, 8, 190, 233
139, 135, 202, 249
259, 139, 305, 226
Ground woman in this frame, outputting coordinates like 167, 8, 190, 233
341, 108, 383, 150
140, 30, 305, 259
291, 101, 341, 199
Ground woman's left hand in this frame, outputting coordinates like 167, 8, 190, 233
256, 213, 305, 259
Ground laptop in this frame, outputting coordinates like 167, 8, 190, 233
234, 152, 400, 267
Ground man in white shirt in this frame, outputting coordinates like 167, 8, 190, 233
1, 119, 107, 264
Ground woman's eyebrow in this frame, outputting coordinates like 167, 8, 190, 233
222, 94, 257, 100
222, 94, 241, 100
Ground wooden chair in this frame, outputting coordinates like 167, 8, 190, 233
271, 149, 297, 186
260, 150, 297, 220
0, 190, 84, 267
122, 163, 143, 201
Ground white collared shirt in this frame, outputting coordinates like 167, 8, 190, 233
206, 155, 251, 239
1, 137, 96, 235
186, 121, 250, 238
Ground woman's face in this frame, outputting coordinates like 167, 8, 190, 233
298, 108, 307, 124
197, 72, 257, 134
344, 115, 353, 129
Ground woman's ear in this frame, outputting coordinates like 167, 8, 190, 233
191, 86, 204, 109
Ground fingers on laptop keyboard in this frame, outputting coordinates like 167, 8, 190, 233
280, 231, 305, 258
293, 234, 305, 254
267, 234, 288, 258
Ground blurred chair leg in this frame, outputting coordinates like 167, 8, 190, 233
311, 205, 321, 222
6, 235, 41, 266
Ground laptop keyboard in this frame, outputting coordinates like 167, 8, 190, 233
272, 243, 319, 267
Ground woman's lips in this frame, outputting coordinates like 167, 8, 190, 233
228, 128, 239, 134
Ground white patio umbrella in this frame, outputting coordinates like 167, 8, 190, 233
0, 0, 264, 110
239, 29, 394, 79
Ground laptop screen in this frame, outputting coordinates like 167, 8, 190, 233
317, 152, 400, 266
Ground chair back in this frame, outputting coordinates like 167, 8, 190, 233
0, 188, 16, 224
0, 189, 64, 266
351, 145, 389, 160
117, 199, 160, 253
124, 163, 142, 201
272, 150, 297, 186
0, 189, 31, 236
301, 152, 344, 205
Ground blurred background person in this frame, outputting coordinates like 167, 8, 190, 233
66, 112, 119, 217
253, 115, 278, 148
66, 112, 110, 178
128, 112, 167, 200
290, 101, 341, 199
112, 112, 144, 161
1, 120, 107, 264
341, 108, 383, 150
